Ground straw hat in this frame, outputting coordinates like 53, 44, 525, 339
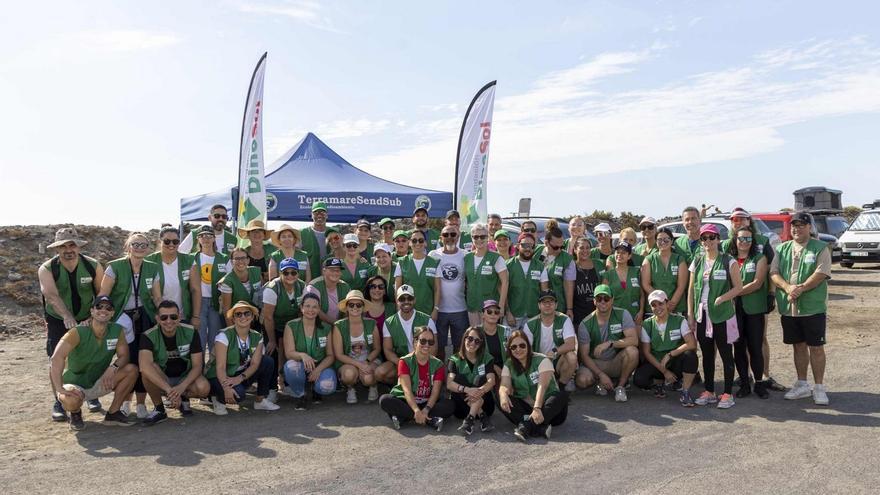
270, 224, 300, 248
48, 227, 88, 249
237, 219, 274, 238
225, 300, 259, 321
338, 289, 366, 312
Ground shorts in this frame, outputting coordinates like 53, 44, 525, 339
781, 313, 827, 346
63, 379, 114, 401
581, 351, 627, 378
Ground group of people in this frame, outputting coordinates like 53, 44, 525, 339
41, 201, 831, 442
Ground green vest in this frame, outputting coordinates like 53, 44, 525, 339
691, 254, 736, 323
634, 242, 658, 258
334, 317, 378, 369
525, 313, 570, 351
479, 324, 512, 363
674, 236, 702, 266
390, 353, 443, 399
205, 327, 262, 379
589, 247, 612, 278
287, 318, 331, 361
545, 251, 575, 312
145, 252, 195, 320
603, 266, 642, 319
417, 228, 442, 251
268, 248, 310, 276
505, 354, 559, 400
738, 253, 768, 315
448, 351, 494, 386
384, 310, 432, 357
463, 250, 502, 312
366, 263, 396, 301
645, 251, 687, 313
189, 229, 237, 255
42, 255, 99, 321
774, 240, 828, 316
607, 253, 645, 271
143, 324, 196, 375
307, 277, 351, 315
62, 323, 123, 388
642, 314, 687, 361
506, 257, 544, 318
581, 307, 626, 356
217, 267, 263, 307
459, 232, 473, 251
265, 278, 306, 330
721, 232, 771, 259
397, 254, 439, 315
340, 257, 372, 292
193, 251, 230, 310
107, 257, 160, 321
299, 227, 325, 280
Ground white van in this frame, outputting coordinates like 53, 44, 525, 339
839, 208, 880, 268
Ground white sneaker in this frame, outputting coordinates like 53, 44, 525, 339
594, 385, 608, 396
614, 386, 628, 402
254, 398, 280, 411
283, 386, 294, 396
136, 403, 148, 419
200, 397, 214, 406
784, 381, 812, 400
813, 384, 829, 405
346, 387, 358, 404
565, 380, 576, 392
212, 397, 228, 416
367, 386, 379, 402
120, 401, 131, 416
267, 389, 279, 404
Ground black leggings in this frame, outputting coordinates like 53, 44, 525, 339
734, 305, 765, 383
501, 392, 568, 436
697, 316, 735, 395
378, 395, 455, 421
633, 351, 698, 389
126, 308, 153, 395
450, 374, 495, 419
208, 356, 276, 401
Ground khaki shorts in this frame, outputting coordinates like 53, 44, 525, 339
583, 351, 627, 378
63, 380, 113, 401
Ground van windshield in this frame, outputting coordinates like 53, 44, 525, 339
849, 212, 880, 232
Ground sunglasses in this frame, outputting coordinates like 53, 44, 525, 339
94, 304, 113, 311
596, 232, 611, 237
233, 311, 252, 318
347, 302, 364, 309
162, 238, 181, 246
212, 213, 228, 219
737, 236, 753, 243
522, 228, 537, 233
472, 235, 488, 240
367, 283, 386, 290
465, 336, 483, 345
595, 295, 612, 303
198, 233, 215, 239
158, 314, 179, 321
484, 309, 501, 315
548, 243, 563, 250
398, 296, 415, 303
417, 338, 435, 346
345, 244, 359, 248
657, 237, 671, 244
640, 225, 656, 231
411, 238, 426, 244
700, 235, 718, 241
441, 232, 458, 238
519, 243, 535, 249
509, 342, 527, 351
130, 242, 149, 250
282, 270, 298, 276
232, 256, 249, 262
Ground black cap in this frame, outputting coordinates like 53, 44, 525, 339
791, 211, 812, 225
537, 289, 557, 302
323, 257, 343, 269
356, 218, 371, 227
615, 240, 633, 253
92, 295, 114, 308
196, 225, 214, 236
413, 206, 428, 216
445, 209, 460, 219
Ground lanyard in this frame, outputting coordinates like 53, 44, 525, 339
129, 259, 142, 309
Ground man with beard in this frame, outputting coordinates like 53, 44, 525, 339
300, 201, 330, 280
378, 285, 438, 384
178, 204, 237, 255
412, 206, 441, 251
674, 206, 703, 266
429, 226, 469, 360
505, 233, 549, 330
444, 210, 473, 251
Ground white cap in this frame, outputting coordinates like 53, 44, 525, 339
342, 233, 359, 245
647, 289, 668, 304
639, 216, 657, 226
373, 243, 392, 255
594, 222, 612, 233
396, 284, 415, 300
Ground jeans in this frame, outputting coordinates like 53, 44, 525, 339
283, 360, 337, 398
199, 296, 223, 355
435, 311, 470, 350
209, 355, 276, 401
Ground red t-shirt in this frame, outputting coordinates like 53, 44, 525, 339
398, 359, 446, 401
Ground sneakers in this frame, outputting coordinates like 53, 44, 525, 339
211, 397, 228, 416
513, 423, 529, 443
679, 389, 695, 407
136, 403, 148, 419
69, 410, 85, 431
254, 398, 281, 411
480, 413, 494, 432
784, 381, 812, 400
103, 410, 134, 426
120, 401, 131, 417
143, 409, 168, 426
178, 399, 193, 416
52, 399, 68, 422
764, 376, 787, 391
754, 381, 769, 399
267, 389, 279, 404
594, 384, 608, 396
614, 386, 628, 402
564, 380, 576, 392
458, 415, 475, 436
716, 393, 735, 409
390, 415, 401, 430
695, 391, 718, 406
294, 396, 308, 411
428, 416, 444, 432
813, 384, 830, 405
367, 386, 379, 402
653, 384, 667, 399
87, 399, 103, 413
542, 424, 552, 440
735, 384, 751, 399
346, 388, 358, 404
312, 393, 323, 405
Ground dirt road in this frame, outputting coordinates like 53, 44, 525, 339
1, 266, 879, 494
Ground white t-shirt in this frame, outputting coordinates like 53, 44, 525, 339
104, 265, 140, 311
689, 256, 737, 322
160, 258, 183, 310
472, 254, 508, 273
640, 318, 691, 343
523, 316, 575, 354
262, 284, 298, 306
178, 230, 226, 255
429, 248, 467, 313
519, 260, 549, 283
382, 311, 437, 352
196, 254, 231, 298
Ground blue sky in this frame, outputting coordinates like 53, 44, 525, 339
1, 1, 878, 229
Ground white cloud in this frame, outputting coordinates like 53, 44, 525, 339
5, 29, 181, 68
74, 30, 181, 52
237, 0, 344, 33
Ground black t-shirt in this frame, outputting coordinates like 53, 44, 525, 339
248, 255, 268, 276
573, 265, 600, 325
139, 330, 202, 378
481, 328, 505, 368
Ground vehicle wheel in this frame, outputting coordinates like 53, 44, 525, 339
840, 261, 854, 269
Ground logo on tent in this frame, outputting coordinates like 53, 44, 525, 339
415, 195, 432, 212
266, 192, 278, 213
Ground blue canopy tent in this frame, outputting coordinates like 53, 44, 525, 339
180, 133, 452, 223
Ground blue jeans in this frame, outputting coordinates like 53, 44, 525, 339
435, 311, 470, 350
199, 296, 223, 355
283, 360, 337, 398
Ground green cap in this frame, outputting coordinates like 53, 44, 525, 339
493, 229, 510, 240
393, 229, 409, 240
594, 284, 613, 298
325, 226, 340, 236
378, 217, 394, 227
311, 201, 328, 212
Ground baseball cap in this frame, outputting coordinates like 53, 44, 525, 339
396, 284, 415, 300
446, 209, 460, 219
493, 229, 510, 240
791, 211, 812, 225
342, 233, 359, 245
311, 201, 328, 212
615, 240, 633, 253
393, 229, 409, 240
323, 257, 343, 269
92, 295, 114, 309
378, 218, 394, 227
537, 289, 557, 302
594, 223, 612, 233
278, 258, 299, 272
647, 290, 668, 305
195, 225, 215, 236
482, 299, 500, 310
729, 208, 751, 219
639, 216, 657, 226
594, 284, 613, 298
373, 243, 392, 255
699, 224, 720, 236
356, 219, 371, 228
413, 206, 428, 216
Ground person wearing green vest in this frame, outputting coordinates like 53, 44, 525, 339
607, 228, 646, 271
444, 209, 473, 250
378, 217, 396, 245
394, 229, 440, 318
333, 290, 382, 404
634, 216, 659, 259
505, 233, 549, 329
589, 223, 614, 279
355, 219, 376, 260
282, 293, 337, 410
641, 227, 688, 315
446, 327, 497, 435
499, 330, 568, 442
412, 206, 441, 251
341, 233, 372, 291
218, 247, 263, 326
633, 290, 698, 407
541, 226, 576, 317
367, 243, 396, 301
138, 301, 211, 425
477, 299, 512, 380
50, 296, 139, 430
178, 204, 238, 255
147, 226, 196, 323
391, 229, 411, 261
321, 227, 346, 266
770, 211, 832, 406
306, 257, 352, 325
206, 301, 279, 415
99, 232, 161, 419
189, 225, 231, 360
239, 219, 277, 285
492, 229, 515, 261
687, 224, 743, 409
464, 223, 509, 326
674, 206, 703, 266
380, 285, 438, 385
525, 290, 578, 392
261, 258, 307, 398
575, 284, 638, 402
602, 241, 645, 324
379, 327, 453, 431
299, 201, 330, 280
267, 224, 312, 284
39, 227, 105, 421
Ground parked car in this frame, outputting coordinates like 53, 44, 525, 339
658, 214, 781, 250
838, 208, 880, 268
811, 210, 850, 239
752, 211, 839, 261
